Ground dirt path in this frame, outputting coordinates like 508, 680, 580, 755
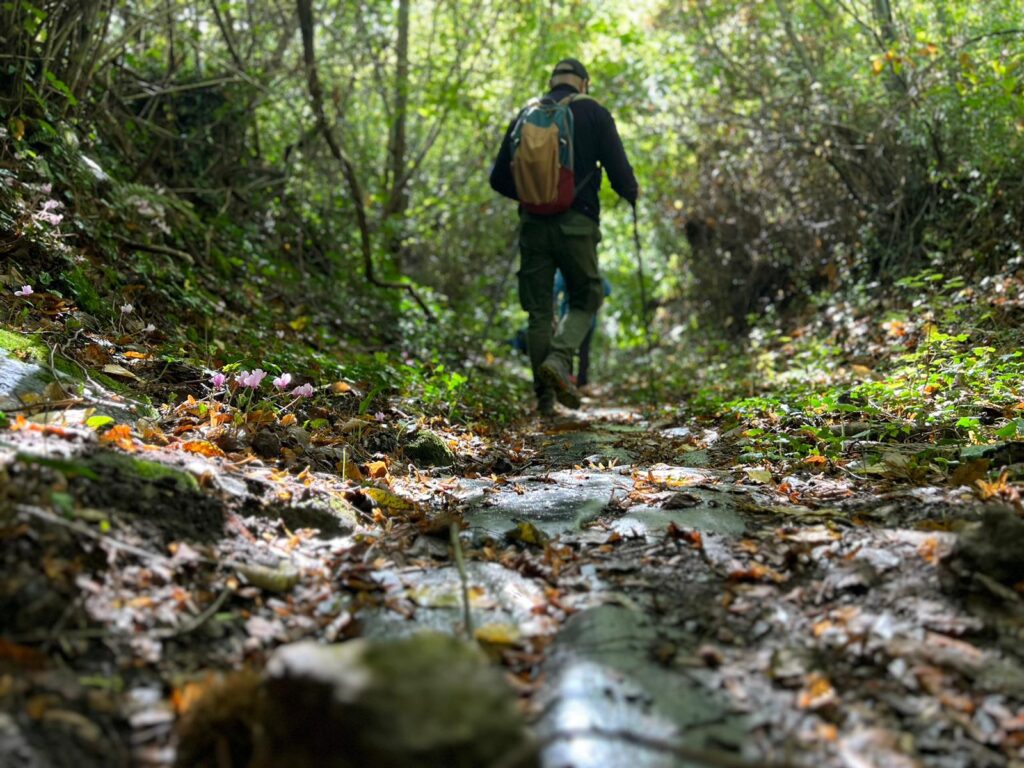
2, 403, 1023, 767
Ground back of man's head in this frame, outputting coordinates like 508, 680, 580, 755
549, 58, 589, 92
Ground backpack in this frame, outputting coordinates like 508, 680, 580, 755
510, 94, 590, 215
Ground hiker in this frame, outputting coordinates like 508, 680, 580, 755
489, 57, 638, 416
553, 269, 612, 389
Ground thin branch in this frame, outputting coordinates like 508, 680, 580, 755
113, 234, 195, 265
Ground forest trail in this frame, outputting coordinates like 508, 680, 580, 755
3, 382, 1023, 768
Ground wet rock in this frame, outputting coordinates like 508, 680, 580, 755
176, 634, 535, 768
0, 346, 51, 402
942, 505, 1024, 589
405, 430, 454, 467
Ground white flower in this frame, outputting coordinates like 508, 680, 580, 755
14, 285, 33, 296
120, 303, 133, 314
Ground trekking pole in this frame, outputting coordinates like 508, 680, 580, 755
631, 202, 658, 406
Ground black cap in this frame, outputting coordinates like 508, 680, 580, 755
551, 58, 588, 80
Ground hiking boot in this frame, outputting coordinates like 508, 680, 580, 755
537, 390, 557, 418
539, 356, 581, 410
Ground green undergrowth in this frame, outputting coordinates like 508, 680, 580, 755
1, 129, 529, 428
671, 267, 1024, 468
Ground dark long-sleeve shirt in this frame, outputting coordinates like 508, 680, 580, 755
489, 84, 638, 223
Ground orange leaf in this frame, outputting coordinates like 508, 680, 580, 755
99, 424, 136, 451
666, 522, 703, 548
918, 536, 940, 566
366, 460, 389, 479
331, 381, 352, 394
280, 413, 297, 427
797, 673, 836, 709
182, 440, 226, 458
123, 351, 150, 360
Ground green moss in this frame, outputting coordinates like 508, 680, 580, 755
62, 266, 105, 315
88, 451, 200, 493
0, 328, 49, 363
405, 430, 455, 466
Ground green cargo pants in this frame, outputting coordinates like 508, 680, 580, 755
518, 209, 604, 405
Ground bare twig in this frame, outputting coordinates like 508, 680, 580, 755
449, 521, 473, 639
14, 503, 173, 565
111, 237, 195, 266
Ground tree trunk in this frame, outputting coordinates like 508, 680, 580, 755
385, 0, 411, 270
295, 0, 433, 320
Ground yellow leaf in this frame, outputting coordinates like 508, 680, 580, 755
280, 413, 297, 427
331, 381, 352, 394
505, 520, 550, 547
10, 118, 25, 141
362, 486, 415, 514
474, 623, 522, 647
289, 316, 309, 331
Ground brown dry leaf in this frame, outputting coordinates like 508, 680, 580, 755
80, 344, 111, 367
338, 461, 364, 482
331, 381, 353, 394
182, 440, 226, 458
123, 350, 150, 360
950, 458, 990, 487
666, 522, 703, 548
246, 410, 276, 426
0, 639, 48, 670
728, 563, 785, 584
280, 413, 297, 427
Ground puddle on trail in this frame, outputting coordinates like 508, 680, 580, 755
537, 605, 747, 768
462, 464, 748, 542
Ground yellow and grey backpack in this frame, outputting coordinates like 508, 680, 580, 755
510, 94, 591, 215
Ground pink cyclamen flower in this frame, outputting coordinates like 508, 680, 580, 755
272, 373, 292, 391
240, 369, 267, 389
210, 373, 227, 389
120, 303, 133, 314
13, 285, 33, 296
291, 383, 315, 398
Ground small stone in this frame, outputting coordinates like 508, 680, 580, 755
405, 430, 455, 467
251, 429, 281, 459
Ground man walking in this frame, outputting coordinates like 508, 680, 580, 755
490, 57, 638, 416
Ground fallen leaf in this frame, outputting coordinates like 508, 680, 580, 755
365, 460, 389, 479
505, 520, 550, 547
102, 364, 139, 380
797, 673, 837, 709
181, 440, 226, 458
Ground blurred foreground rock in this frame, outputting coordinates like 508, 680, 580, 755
941, 505, 1024, 594
176, 632, 536, 768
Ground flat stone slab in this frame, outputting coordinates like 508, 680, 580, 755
535, 605, 747, 768
0, 348, 51, 404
